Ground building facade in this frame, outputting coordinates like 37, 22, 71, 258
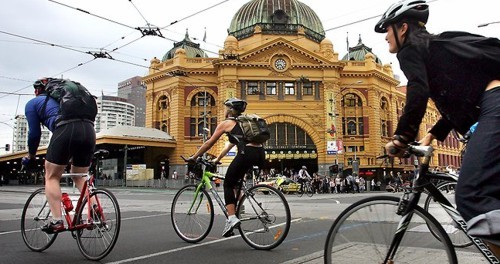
118, 76, 147, 127
140, 0, 462, 178
95, 96, 136, 133
12, 115, 50, 152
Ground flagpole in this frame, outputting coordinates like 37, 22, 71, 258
346, 31, 350, 60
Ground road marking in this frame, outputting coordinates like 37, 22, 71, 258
105, 218, 302, 264
0, 213, 169, 236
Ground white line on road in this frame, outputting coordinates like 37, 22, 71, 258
105, 218, 303, 264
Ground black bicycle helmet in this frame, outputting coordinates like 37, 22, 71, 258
224, 97, 247, 113
374, 0, 429, 33
33, 77, 51, 90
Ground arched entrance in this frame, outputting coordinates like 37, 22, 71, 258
264, 122, 317, 176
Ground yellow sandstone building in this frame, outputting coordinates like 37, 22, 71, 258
142, 0, 463, 179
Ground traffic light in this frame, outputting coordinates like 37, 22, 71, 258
4, 144, 9, 151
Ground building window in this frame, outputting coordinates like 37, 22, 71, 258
247, 82, 259, 95
380, 97, 390, 137
189, 92, 217, 137
284, 82, 295, 95
342, 93, 362, 107
158, 95, 168, 110
266, 82, 277, 95
266, 122, 314, 149
303, 82, 313, 95
342, 117, 364, 136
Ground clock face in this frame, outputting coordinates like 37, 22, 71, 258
274, 58, 287, 70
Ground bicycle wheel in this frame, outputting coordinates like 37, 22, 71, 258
171, 184, 214, 243
324, 196, 457, 264
75, 188, 121, 261
21, 188, 58, 252
306, 183, 314, 197
237, 184, 291, 250
424, 182, 472, 247
296, 184, 304, 197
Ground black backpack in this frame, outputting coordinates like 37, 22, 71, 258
41, 78, 98, 125
235, 114, 270, 144
435, 31, 500, 75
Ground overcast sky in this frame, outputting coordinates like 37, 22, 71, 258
0, 0, 498, 154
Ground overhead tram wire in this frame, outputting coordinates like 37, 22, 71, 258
48, 0, 230, 58
0, 58, 96, 100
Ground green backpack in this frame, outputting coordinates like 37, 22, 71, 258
235, 114, 270, 144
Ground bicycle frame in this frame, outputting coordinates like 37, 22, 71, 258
60, 173, 104, 232
192, 170, 230, 218
389, 146, 499, 263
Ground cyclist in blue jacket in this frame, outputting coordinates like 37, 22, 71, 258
23, 78, 96, 233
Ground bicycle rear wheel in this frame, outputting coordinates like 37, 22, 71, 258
75, 188, 121, 261
237, 184, 291, 250
21, 188, 58, 252
324, 196, 457, 264
171, 184, 214, 243
424, 182, 472, 247
306, 183, 314, 197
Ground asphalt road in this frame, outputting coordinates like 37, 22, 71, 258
0, 186, 487, 264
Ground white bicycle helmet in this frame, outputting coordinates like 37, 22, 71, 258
374, 0, 429, 33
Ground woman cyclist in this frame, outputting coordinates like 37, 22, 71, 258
375, 0, 500, 256
188, 98, 265, 237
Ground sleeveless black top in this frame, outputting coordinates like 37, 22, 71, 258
226, 119, 244, 144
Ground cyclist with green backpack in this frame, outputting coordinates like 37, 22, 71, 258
188, 98, 266, 237
22, 78, 97, 233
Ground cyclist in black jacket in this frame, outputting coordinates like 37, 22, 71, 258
375, 0, 500, 256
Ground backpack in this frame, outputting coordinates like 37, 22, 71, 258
235, 114, 270, 144
41, 78, 98, 125
435, 31, 500, 77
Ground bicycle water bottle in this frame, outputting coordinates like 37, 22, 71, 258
61, 193, 73, 212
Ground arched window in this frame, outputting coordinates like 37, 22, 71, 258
380, 97, 390, 137
342, 93, 363, 107
266, 122, 314, 149
189, 92, 217, 137
156, 95, 169, 133
341, 93, 364, 136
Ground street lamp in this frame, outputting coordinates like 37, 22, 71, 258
328, 80, 362, 166
478, 21, 500, 27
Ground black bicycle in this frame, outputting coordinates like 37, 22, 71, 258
324, 145, 499, 264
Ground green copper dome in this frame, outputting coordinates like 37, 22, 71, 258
342, 35, 382, 64
162, 30, 208, 61
228, 0, 325, 43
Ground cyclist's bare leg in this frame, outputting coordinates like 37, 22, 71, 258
70, 165, 89, 192
44, 161, 67, 220
226, 203, 236, 216
487, 242, 500, 258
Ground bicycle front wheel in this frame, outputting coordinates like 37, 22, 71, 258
21, 188, 58, 252
75, 188, 121, 261
237, 184, 291, 250
424, 182, 472, 248
324, 196, 457, 264
171, 184, 214, 243
306, 183, 314, 197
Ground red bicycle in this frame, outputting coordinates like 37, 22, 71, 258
20, 150, 121, 261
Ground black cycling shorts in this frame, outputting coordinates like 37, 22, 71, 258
45, 121, 96, 167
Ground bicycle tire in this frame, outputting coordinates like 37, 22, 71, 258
424, 182, 472, 248
75, 188, 121, 261
21, 188, 58, 252
296, 184, 304, 197
324, 196, 457, 264
306, 183, 314, 197
237, 184, 291, 250
171, 184, 214, 243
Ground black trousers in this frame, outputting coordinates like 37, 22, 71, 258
456, 87, 500, 224
223, 146, 265, 206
